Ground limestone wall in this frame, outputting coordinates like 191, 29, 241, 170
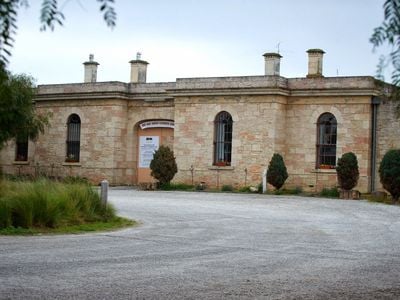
285, 96, 372, 193
173, 95, 287, 188
375, 99, 400, 191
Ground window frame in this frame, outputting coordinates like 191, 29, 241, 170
213, 111, 233, 166
15, 138, 28, 162
316, 112, 337, 169
66, 114, 81, 163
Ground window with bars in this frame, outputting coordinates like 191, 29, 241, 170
66, 114, 81, 162
214, 111, 233, 166
15, 138, 28, 161
316, 113, 337, 168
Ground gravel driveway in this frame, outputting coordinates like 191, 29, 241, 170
1, 190, 400, 299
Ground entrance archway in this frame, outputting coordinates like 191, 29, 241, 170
137, 120, 174, 184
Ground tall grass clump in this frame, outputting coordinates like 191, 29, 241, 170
0, 179, 116, 229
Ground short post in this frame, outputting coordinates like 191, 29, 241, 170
262, 168, 267, 193
101, 179, 109, 206
190, 165, 194, 185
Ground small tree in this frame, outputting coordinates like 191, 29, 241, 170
379, 149, 400, 202
336, 152, 359, 191
267, 153, 288, 190
150, 145, 178, 186
0, 67, 49, 149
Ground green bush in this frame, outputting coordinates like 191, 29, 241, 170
320, 187, 339, 198
336, 152, 359, 190
0, 179, 116, 229
379, 149, 400, 202
267, 153, 288, 190
221, 185, 234, 192
284, 187, 303, 195
150, 145, 178, 186
159, 182, 194, 191
238, 186, 251, 193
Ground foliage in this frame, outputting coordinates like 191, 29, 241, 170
0, 0, 116, 65
0, 179, 116, 229
379, 149, 400, 201
371, 0, 400, 85
319, 187, 340, 198
63, 176, 90, 185
150, 145, 178, 186
238, 186, 251, 193
336, 152, 359, 190
267, 153, 288, 190
221, 184, 234, 192
0, 66, 49, 149
159, 182, 194, 191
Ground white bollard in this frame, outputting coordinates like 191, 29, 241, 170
262, 169, 267, 193
100, 179, 109, 206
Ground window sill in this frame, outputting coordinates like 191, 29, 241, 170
13, 161, 29, 165
209, 166, 235, 170
312, 169, 336, 174
62, 162, 81, 167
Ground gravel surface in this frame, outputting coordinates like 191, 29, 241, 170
1, 190, 400, 299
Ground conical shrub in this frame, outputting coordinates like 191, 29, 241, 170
379, 149, 400, 202
336, 152, 359, 190
150, 145, 178, 186
267, 153, 288, 190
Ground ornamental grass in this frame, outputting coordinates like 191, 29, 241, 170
0, 179, 115, 229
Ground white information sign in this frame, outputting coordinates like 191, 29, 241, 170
139, 136, 159, 168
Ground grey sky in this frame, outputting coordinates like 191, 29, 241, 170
10, 0, 389, 85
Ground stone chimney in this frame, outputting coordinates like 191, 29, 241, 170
263, 52, 282, 76
306, 49, 325, 78
129, 52, 149, 83
83, 54, 99, 83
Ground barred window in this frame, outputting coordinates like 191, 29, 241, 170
15, 138, 28, 161
66, 114, 81, 162
316, 113, 337, 168
214, 111, 233, 166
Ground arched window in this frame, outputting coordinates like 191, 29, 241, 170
214, 111, 233, 166
66, 114, 81, 162
15, 136, 28, 161
316, 113, 337, 168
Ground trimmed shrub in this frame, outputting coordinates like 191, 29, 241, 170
336, 152, 359, 190
267, 153, 288, 190
150, 145, 178, 186
379, 149, 400, 202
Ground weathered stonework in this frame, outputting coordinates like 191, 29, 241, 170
0, 56, 396, 194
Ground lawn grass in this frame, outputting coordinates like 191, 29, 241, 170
0, 217, 136, 235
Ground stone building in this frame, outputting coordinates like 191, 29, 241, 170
1, 49, 399, 193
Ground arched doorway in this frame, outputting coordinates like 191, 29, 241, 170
137, 120, 174, 184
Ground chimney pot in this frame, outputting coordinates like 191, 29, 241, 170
129, 54, 149, 83
263, 52, 282, 76
306, 49, 325, 78
83, 54, 99, 83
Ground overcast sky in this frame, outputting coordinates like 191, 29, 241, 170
9, 0, 390, 85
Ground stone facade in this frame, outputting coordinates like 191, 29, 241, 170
0, 51, 397, 193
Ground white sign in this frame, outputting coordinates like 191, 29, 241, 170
139, 136, 159, 168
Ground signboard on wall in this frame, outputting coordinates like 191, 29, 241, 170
139, 136, 159, 168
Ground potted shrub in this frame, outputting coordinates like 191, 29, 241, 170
336, 152, 359, 199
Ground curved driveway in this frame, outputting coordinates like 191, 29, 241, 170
1, 190, 400, 299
